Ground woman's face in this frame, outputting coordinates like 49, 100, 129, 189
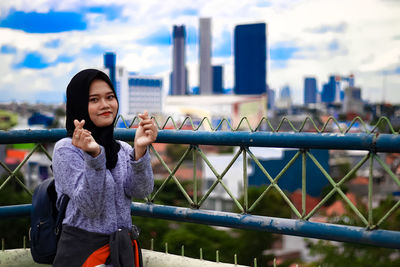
88, 79, 118, 127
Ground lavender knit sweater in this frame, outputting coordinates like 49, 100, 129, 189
52, 138, 154, 235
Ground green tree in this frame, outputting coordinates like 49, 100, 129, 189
0, 171, 31, 249
307, 196, 400, 266
232, 186, 292, 266
165, 144, 190, 162
0, 110, 18, 130
162, 223, 236, 263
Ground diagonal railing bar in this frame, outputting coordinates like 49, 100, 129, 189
374, 154, 400, 187
37, 144, 53, 162
149, 145, 194, 206
376, 199, 400, 228
246, 148, 302, 217
368, 153, 374, 227
196, 147, 244, 212
0, 161, 31, 195
301, 150, 307, 218
307, 152, 369, 226
372, 154, 400, 227
304, 153, 370, 220
0, 144, 43, 195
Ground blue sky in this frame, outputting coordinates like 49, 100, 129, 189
0, 0, 399, 104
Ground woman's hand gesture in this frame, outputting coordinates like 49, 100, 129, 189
72, 120, 101, 157
134, 111, 158, 160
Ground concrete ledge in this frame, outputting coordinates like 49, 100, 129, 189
0, 249, 248, 267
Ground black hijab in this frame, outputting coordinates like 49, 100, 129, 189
66, 69, 120, 169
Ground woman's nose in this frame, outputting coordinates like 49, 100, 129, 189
99, 97, 110, 107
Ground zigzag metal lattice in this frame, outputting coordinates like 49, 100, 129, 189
115, 115, 398, 134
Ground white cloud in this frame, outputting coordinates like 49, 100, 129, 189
0, 0, 399, 104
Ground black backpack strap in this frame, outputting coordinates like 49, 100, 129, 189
55, 194, 70, 235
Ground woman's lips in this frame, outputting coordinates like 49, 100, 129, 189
100, 112, 112, 116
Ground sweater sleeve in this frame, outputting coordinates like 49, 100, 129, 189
123, 145, 154, 198
53, 141, 109, 218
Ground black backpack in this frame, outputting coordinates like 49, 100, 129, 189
30, 178, 69, 264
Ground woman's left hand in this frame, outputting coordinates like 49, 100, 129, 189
134, 111, 158, 160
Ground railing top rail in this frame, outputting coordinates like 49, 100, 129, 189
0, 128, 399, 152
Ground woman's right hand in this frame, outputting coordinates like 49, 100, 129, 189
72, 119, 101, 157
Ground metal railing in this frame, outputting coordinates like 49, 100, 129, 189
0, 116, 400, 250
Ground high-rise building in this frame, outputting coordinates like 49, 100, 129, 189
199, 18, 212, 95
304, 77, 317, 104
234, 23, 267, 95
171, 25, 188, 95
104, 52, 117, 95
321, 76, 336, 103
212, 65, 223, 94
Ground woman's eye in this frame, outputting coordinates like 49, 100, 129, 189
89, 98, 98, 103
107, 95, 115, 100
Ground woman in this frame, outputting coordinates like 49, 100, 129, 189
52, 69, 157, 267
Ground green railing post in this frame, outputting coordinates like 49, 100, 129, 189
243, 147, 248, 212
301, 148, 307, 218
368, 152, 374, 228
192, 145, 198, 206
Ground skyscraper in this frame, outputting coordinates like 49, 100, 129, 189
104, 52, 116, 91
304, 77, 317, 104
321, 76, 336, 103
171, 25, 187, 95
234, 23, 267, 95
199, 18, 212, 95
212, 65, 223, 94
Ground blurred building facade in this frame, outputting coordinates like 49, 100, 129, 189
234, 23, 267, 95
304, 77, 317, 104
171, 25, 188, 95
199, 18, 212, 95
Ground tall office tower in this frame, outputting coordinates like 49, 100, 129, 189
234, 23, 267, 95
212, 65, 223, 94
304, 77, 317, 104
321, 76, 336, 103
104, 52, 116, 94
171, 25, 187, 95
199, 18, 212, 95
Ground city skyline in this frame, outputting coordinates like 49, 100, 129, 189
0, 0, 399, 104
